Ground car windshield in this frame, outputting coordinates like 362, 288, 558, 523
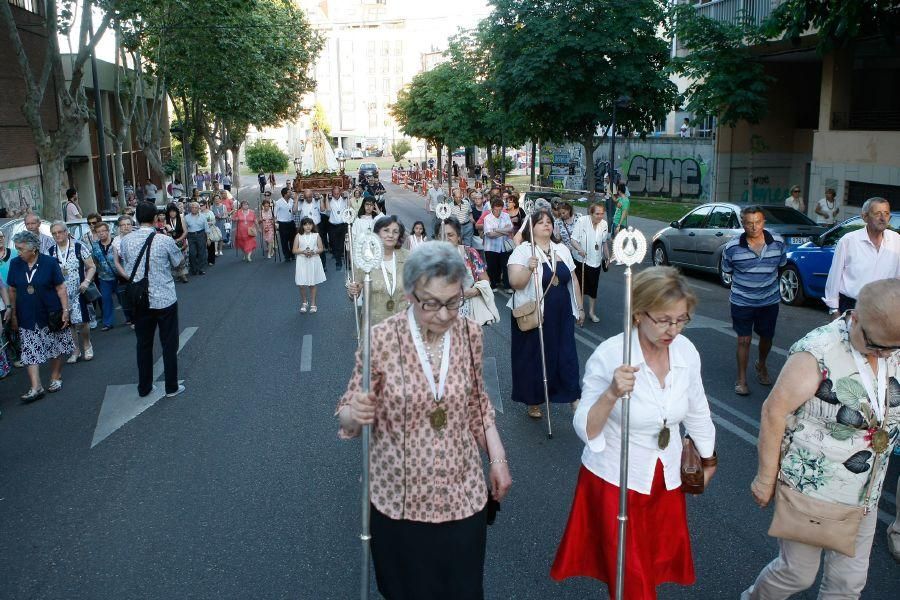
360, 163, 376, 170
758, 206, 817, 225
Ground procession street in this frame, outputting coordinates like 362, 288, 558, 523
1, 180, 896, 599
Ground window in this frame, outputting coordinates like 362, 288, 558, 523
819, 217, 864, 248
707, 206, 737, 229
679, 206, 712, 229
10, 0, 44, 16
760, 206, 817, 226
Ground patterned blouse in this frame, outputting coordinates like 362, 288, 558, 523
337, 313, 496, 523
781, 316, 900, 509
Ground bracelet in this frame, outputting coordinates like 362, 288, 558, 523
489, 458, 508, 465
700, 452, 718, 467
754, 475, 775, 486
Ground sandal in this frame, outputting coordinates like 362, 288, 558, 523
310, 305, 318, 313
83, 345, 94, 361
589, 314, 600, 323
754, 361, 772, 386
21, 388, 45, 403
734, 382, 750, 396
67, 353, 80, 364
527, 405, 543, 419
300, 303, 308, 313
48, 379, 63, 393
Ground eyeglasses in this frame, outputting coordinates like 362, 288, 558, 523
88, 220, 100, 226
643, 312, 691, 331
858, 321, 900, 352
412, 291, 464, 313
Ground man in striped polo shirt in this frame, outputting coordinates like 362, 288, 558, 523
721, 205, 787, 396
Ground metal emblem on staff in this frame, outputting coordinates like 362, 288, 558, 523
352, 230, 383, 600
435, 203, 452, 242
342, 207, 360, 341
611, 225, 647, 600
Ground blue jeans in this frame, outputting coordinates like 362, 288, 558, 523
98, 278, 118, 327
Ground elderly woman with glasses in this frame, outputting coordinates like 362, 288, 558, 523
6, 231, 74, 400
48, 220, 95, 363
346, 215, 409, 325
743, 278, 900, 599
337, 241, 512, 600
552, 266, 717, 599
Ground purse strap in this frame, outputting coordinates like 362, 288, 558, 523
511, 247, 555, 310
128, 232, 156, 284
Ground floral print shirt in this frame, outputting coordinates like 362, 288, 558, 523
337, 313, 496, 523
781, 317, 900, 508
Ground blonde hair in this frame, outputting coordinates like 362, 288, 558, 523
631, 266, 697, 322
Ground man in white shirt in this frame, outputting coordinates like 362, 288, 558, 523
327, 187, 349, 270
813, 187, 841, 225
297, 190, 325, 271
824, 197, 900, 316
274, 187, 297, 262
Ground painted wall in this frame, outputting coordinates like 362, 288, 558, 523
0, 166, 43, 218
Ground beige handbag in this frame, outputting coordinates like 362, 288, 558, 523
768, 457, 880, 557
511, 252, 555, 332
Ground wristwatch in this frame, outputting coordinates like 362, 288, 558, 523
828, 308, 839, 315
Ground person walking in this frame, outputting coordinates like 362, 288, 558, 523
292, 217, 326, 313
200, 200, 218, 266
572, 202, 610, 323
64, 188, 83, 221
274, 187, 297, 262
552, 267, 717, 599
449, 188, 474, 247
336, 241, 511, 600
507, 208, 584, 418
183, 201, 209, 276
48, 221, 95, 364
258, 171, 267, 194
6, 231, 75, 400
327, 189, 349, 270
721, 205, 787, 396
119, 201, 185, 398
259, 198, 276, 259
346, 215, 408, 325
24, 213, 54, 254
784, 185, 805, 214
212, 193, 227, 256
164, 203, 189, 283
744, 278, 900, 599
824, 197, 900, 317
90, 222, 120, 331
231, 200, 258, 262
481, 197, 514, 291
612, 183, 630, 236
403, 221, 429, 252
813, 187, 841, 226
112, 215, 135, 326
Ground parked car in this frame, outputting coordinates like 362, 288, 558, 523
66, 216, 122, 244
651, 203, 825, 287
779, 212, 900, 306
0, 217, 52, 248
351, 149, 364, 159
358, 162, 379, 181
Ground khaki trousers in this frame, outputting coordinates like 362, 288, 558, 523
742, 509, 878, 600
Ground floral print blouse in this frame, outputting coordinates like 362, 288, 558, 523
781, 316, 900, 509
337, 313, 496, 523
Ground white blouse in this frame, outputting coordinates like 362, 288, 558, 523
506, 241, 580, 318
352, 215, 375, 239
572, 216, 609, 268
573, 330, 716, 494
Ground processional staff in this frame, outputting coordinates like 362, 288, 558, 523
352, 230, 384, 600
342, 207, 360, 342
435, 202, 452, 242
611, 225, 648, 600
523, 198, 552, 439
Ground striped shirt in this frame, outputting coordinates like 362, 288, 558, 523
721, 230, 787, 307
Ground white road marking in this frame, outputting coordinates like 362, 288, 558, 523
92, 327, 197, 448
687, 281, 716, 292
687, 314, 790, 357
300, 334, 313, 372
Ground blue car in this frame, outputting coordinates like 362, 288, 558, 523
779, 212, 900, 306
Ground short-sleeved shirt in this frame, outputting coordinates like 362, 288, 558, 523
6, 254, 65, 329
91, 239, 118, 281
450, 199, 472, 224
783, 318, 899, 509
119, 226, 183, 309
481, 211, 513, 253
721, 230, 787, 307
613, 196, 630, 227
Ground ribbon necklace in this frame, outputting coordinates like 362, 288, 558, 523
407, 307, 451, 431
381, 253, 397, 311
850, 342, 890, 453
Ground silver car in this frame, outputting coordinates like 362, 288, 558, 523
651, 203, 825, 286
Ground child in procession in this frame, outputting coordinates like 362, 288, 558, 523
293, 217, 326, 313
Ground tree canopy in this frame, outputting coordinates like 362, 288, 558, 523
245, 140, 290, 174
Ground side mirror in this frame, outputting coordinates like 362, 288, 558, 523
669, 220, 681, 229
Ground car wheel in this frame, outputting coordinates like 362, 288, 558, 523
718, 255, 732, 288
780, 264, 806, 306
652, 243, 668, 266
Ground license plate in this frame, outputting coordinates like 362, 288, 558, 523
789, 236, 809, 245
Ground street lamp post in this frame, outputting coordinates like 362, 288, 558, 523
607, 95, 632, 218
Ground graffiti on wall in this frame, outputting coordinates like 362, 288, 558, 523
0, 177, 42, 217
623, 155, 706, 199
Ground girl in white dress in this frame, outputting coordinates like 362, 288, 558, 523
293, 217, 326, 313
351, 197, 381, 240
403, 221, 429, 251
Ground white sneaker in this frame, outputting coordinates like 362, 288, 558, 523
165, 384, 186, 398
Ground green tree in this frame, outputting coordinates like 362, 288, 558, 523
392, 66, 454, 182
483, 0, 677, 192
765, 0, 900, 55
245, 140, 289, 174
390, 140, 412, 162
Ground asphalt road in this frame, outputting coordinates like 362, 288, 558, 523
0, 181, 897, 599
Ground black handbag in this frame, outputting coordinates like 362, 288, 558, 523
81, 282, 101, 303
47, 310, 65, 332
122, 233, 155, 314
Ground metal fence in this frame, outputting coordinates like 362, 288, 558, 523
694, 0, 783, 26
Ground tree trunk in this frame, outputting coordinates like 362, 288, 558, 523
530, 140, 537, 187
446, 145, 453, 191
748, 127, 754, 204
486, 145, 494, 179
230, 142, 242, 199
436, 145, 443, 186
112, 138, 125, 199
38, 154, 65, 220
582, 137, 599, 194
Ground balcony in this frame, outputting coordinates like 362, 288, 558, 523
831, 110, 900, 132
694, 0, 784, 26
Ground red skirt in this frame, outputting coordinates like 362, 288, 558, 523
550, 461, 695, 600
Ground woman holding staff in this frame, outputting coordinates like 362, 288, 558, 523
347, 215, 409, 325
336, 242, 512, 599
572, 202, 610, 323
551, 266, 717, 599
507, 208, 583, 419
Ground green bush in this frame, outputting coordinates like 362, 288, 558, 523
245, 140, 290, 174
390, 140, 412, 162
485, 155, 515, 175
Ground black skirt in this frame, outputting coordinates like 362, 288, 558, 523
574, 260, 601, 299
370, 505, 487, 600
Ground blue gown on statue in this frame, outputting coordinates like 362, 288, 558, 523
511, 261, 581, 405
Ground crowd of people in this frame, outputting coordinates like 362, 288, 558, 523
2, 171, 898, 600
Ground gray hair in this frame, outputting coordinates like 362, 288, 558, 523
862, 197, 889, 215
403, 241, 467, 294
12, 230, 40, 252
50, 220, 67, 233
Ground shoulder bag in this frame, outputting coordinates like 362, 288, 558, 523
681, 435, 705, 494
767, 451, 881, 557
510, 251, 555, 332
122, 233, 156, 314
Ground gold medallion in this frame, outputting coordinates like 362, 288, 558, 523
594, 243, 599, 251
871, 428, 890, 454
386, 299, 395, 311
657, 426, 670, 450
26, 285, 35, 295
429, 406, 447, 431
